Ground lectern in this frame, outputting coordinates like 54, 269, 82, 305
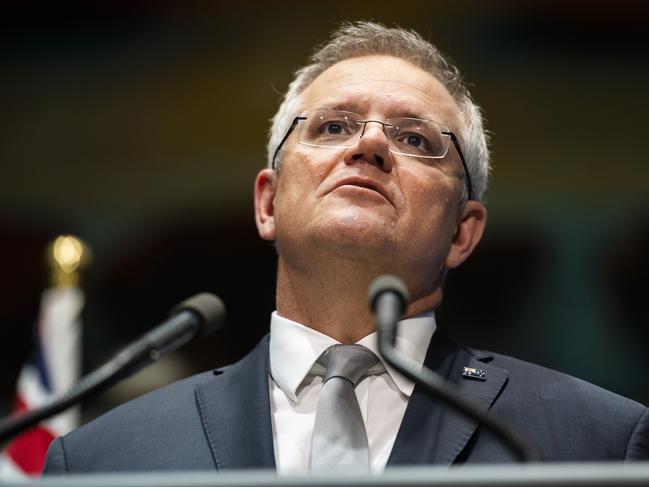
12, 463, 649, 487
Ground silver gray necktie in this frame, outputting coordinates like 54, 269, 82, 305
310, 344, 379, 471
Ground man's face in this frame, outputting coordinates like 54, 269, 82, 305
256, 55, 485, 295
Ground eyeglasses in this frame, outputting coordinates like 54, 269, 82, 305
271, 109, 473, 200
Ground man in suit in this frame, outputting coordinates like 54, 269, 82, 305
44, 21, 649, 474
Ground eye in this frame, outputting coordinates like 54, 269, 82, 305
397, 132, 433, 155
316, 118, 355, 138
325, 122, 344, 135
389, 118, 448, 159
303, 112, 361, 146
406, 134, 424, 148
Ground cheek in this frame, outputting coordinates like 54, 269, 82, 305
274, 158, 326, 217
401, 166, 458, 212
400, 171, 460, 240
280, 152, 333, 197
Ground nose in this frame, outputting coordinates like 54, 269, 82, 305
344, 121, 393, 172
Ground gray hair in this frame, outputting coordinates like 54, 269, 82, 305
266, 21, 491, 202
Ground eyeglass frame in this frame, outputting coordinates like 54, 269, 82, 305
270, 113, 474, 201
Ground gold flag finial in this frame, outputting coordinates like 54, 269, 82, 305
47, 235, 91, 288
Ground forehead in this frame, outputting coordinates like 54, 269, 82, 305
299, 55, 463, 129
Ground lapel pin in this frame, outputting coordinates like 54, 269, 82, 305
462, 367, 486, 381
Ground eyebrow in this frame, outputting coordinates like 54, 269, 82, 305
396, 109, 438, 121
316, 101, 357, 112
312, 102, 439, 122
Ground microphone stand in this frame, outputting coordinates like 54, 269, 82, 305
0, 293, 224, 444
371, 276, 540, 463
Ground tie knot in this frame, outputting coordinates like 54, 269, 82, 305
318, 344, 379, 386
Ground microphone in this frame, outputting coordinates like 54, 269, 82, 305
116, 292, 226, 367
0, 293, 225, 443
368, 275, 540, 463
368, 275, 410, 347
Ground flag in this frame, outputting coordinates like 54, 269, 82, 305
0, 239, 85, 478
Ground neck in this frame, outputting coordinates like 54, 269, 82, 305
274, 254, 442, 343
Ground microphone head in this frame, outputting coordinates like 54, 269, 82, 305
170, 292, 226, 337
368, 275, 410, 313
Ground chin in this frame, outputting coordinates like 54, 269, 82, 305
314, 215, 397, 259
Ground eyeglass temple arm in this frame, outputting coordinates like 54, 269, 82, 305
272, 116, 307, 169
443, 131, 473, 201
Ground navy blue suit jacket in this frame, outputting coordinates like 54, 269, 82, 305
43, 329, 649, 473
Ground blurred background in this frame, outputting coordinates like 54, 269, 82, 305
1, 1, 648, 423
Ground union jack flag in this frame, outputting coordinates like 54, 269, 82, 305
0, 287, 83, 478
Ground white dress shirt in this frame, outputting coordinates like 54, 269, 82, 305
268, 311, 436, 474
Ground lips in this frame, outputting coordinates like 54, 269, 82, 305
330, 176, 392, 205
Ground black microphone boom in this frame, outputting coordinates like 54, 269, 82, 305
368, 275, 540, 463
0, 293, 225, 444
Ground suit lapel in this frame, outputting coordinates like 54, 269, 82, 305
387, 328, 508, 466
194, 335, 276, 471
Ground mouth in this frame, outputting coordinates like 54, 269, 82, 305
331, 176, 392, 205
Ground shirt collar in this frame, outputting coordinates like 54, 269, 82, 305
269, 311, 436, 403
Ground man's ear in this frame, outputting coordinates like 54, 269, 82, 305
254, 169, 277, 241
445, 200, 487, 269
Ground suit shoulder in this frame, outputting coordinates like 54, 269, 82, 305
477, 348, 646, 418
466, 348, 649, 460
49, 370, 218, 473
92, 370, 216, 421
46, 338, 271, 473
